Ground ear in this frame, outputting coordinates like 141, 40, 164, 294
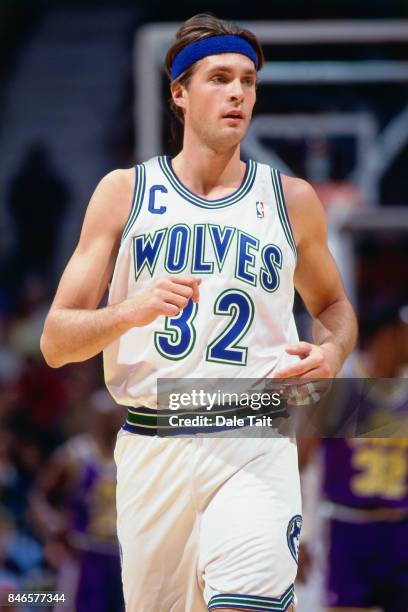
171, 81, 187, 111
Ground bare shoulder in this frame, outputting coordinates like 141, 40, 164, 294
279, 174, 327, 246
93, 167, 135, 214
280, 174, 323, 214
99, 167, 135, 194
83, 166, 136, 239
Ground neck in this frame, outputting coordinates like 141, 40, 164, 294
172, 131, 244, 197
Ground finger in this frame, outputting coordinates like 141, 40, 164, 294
167, 282, 195, 300
285, 342, 313, 358
169, 278, 201, 303
170, 276, 202, 287
191, 280, 200, 303
160, 302, 180, 317
299, 368, 330, 380
273, 355, 322, 379
299, 369, 323, 380
158, 290, 189, 310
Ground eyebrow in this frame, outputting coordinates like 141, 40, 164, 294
206, 64, 257, 76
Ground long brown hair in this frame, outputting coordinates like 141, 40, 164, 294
165, 13, 264, 124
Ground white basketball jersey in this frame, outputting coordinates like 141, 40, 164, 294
104, 155, 299, 408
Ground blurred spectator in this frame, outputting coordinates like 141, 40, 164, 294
0, 432, 54, 607
7, 357, 67, 454
30, 390, 124, 612
60, 360, 103, 439
0, 319, 22, 387
7, 142, 69, 285
0, 274, 68, 450
8, 276, 50, 359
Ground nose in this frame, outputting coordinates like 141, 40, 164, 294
228, 78, 244, 101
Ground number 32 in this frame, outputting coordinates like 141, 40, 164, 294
154, 289, 254, 366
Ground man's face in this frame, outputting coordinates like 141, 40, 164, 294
173, 53, 257, 151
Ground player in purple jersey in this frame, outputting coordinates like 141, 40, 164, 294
322, 436, 408, 612
31, 390, 124, 612
300, 305, 408, 612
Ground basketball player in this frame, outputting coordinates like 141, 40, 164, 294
40, 14, 357, 612
299, 305, 408, 612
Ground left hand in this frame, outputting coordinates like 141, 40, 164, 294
273, 341, 341, 379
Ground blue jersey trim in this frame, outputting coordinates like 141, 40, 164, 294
121, 164, 146, 242
277, 170, 297, 259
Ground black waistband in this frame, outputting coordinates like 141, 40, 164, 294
122, 402, 289, 437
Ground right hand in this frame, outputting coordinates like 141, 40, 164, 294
121, 275, 202, 327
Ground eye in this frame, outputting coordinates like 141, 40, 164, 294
243, 77, 256, 87
211, 75, 227, 84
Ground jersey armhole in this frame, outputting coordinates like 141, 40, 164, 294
120, 163, 146, 243
270, 167, 297, 262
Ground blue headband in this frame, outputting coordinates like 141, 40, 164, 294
171, 34, 258, 81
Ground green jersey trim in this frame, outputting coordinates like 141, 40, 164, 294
208, 584, 294, 610
158, 156, 257, 209
270, 168, 297, 261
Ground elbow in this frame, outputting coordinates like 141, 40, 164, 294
40, 323, 66, 369
40, 334, 62, 368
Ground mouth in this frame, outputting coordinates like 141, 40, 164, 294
222, 110, 244, 121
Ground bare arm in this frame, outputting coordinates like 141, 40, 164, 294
275, 177, 358, 378
41, 169, 201, 368
41, 169, 134, 367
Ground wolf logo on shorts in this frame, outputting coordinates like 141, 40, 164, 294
287, 515, 302, 564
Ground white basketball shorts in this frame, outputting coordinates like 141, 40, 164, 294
114, 430, 302, 611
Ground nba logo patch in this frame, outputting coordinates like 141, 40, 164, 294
256, 201, 264, 218
287, 515, 302, 564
